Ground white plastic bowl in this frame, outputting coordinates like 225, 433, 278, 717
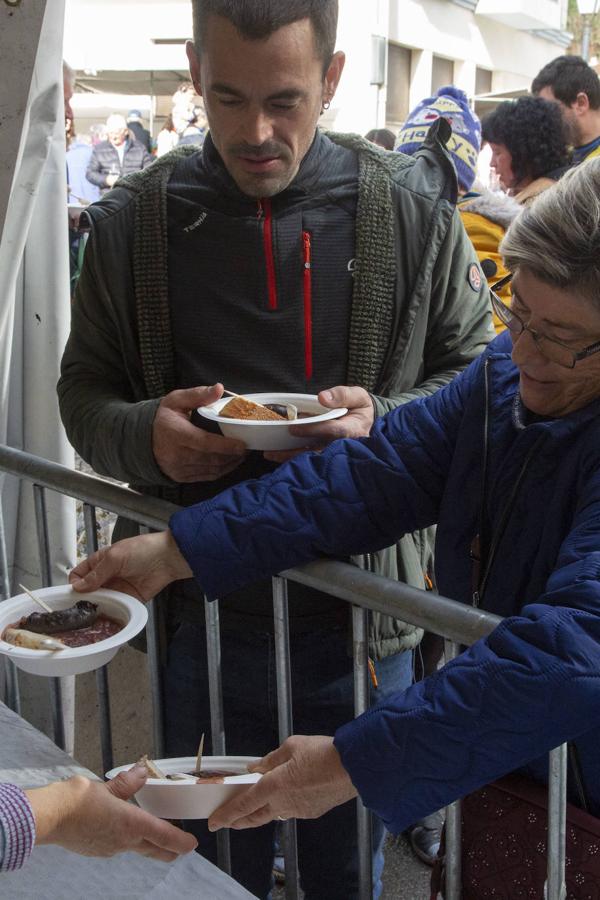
0, 586, 148, 676
106, 756, 262, 819
197, 392, 348, 451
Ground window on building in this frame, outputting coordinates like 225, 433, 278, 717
476, 67, 493, 96
387, 43, 411, 125
432, 55, 454, 93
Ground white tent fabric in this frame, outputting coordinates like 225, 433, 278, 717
0, 0, 76, 740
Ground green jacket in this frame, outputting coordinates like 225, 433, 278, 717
58, 122, 493, 659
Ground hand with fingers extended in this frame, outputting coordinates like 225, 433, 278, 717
69, 530, 192, 601
25, 764, 197, 861
207, 736, 358, 831
153, 383, 247, 482
263, 386, 374, 464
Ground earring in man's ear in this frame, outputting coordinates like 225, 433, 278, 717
322, 99, 331, 112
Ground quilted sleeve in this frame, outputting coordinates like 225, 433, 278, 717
169, 359, 473, 599
333, 477, 600, 833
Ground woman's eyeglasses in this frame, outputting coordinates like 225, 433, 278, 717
490, 273, 600, 370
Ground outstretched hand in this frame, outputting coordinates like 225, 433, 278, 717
207, 736, 358, 831
263, 386, 375, 463
69, 531, 192, 601
27, 765, 198, 861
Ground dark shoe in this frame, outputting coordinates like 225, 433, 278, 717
407, 811, 444, 866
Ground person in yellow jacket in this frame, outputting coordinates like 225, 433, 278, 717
396, 85, 517, 335
457, 188, 521, 332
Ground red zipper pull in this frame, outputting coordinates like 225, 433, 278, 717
302, 231, 313, 380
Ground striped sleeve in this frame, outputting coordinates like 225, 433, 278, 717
0, 784, 36, 871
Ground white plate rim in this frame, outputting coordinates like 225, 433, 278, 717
197, 392, 348, 426
0, 586, 147, 660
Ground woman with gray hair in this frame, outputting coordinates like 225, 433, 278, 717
73, 161, 600, 895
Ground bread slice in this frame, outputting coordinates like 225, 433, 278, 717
220, 396, 286, 421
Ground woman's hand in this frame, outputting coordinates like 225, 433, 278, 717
69, 531, 192, 601
26, 765, 197, 861
207, 736, 358, 831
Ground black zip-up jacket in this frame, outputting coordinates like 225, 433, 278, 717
86, 138, 153, 191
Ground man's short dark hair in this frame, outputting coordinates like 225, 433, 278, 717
532, 55, 600, 110
192, 0, 338, 72
482, 96, 570, 185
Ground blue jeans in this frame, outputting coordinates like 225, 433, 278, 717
164, 622, 412, 900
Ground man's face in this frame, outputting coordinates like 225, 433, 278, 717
107, 124, 128, 146
187, 16, 344, 198
536, 85, 581, 144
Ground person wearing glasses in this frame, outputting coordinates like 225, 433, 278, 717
71, 161, 600, 879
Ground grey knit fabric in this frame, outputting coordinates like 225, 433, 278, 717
116, 146, 197, 398
117, 134, 412, 395
326, 133, 413, 390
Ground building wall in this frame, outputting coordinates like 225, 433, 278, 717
326, 0, 571, 136
64, 0, 571, 139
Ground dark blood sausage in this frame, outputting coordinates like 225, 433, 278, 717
20, 600, 99, 635
264, 404, 313, 419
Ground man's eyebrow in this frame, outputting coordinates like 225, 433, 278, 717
209, 83, 305, 101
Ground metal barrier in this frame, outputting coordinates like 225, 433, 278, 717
0, 445, 569, 899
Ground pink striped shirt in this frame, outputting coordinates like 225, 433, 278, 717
0, 784, 36, 871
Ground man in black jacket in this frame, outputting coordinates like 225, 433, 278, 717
86, 113, 153, 194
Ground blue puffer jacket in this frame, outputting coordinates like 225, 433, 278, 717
170, 331, 600, 833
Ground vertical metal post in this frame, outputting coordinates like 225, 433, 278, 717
33, 484, 65, 750
83, 503, 113, 773
546, 744, 567, 900
204, 595, 231, 875
352, 605, 373, 900
0, 499, 20, 713
582, 16, 592, 63
138, 527, 165, 759
443, 640, 462, 900
272, 576, 300, 900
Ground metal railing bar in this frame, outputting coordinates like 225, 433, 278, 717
204, 595, 231, 875
83, 503, 114, 774
272, 577, 299, 900
0, 500, 20, 713
33, 484, 66, 751
352, 605, 373, 899
0, 446, 177, 530
443, 640, 462, 900
546, 744, 567, 900
282, 560, 502, 646
1, 447, 502, 650
138, 527, 166, 761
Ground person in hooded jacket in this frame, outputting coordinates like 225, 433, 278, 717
397, 86, 521, 337
71, 160, 600, 895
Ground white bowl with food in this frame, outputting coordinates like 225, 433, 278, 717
0, 586, 148, 676
106, 756, 262, 819
197, 392, 348, 451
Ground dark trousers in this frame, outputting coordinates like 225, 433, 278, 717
164, 622, 413, 899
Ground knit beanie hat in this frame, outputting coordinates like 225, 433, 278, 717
396, 85, 481, 191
